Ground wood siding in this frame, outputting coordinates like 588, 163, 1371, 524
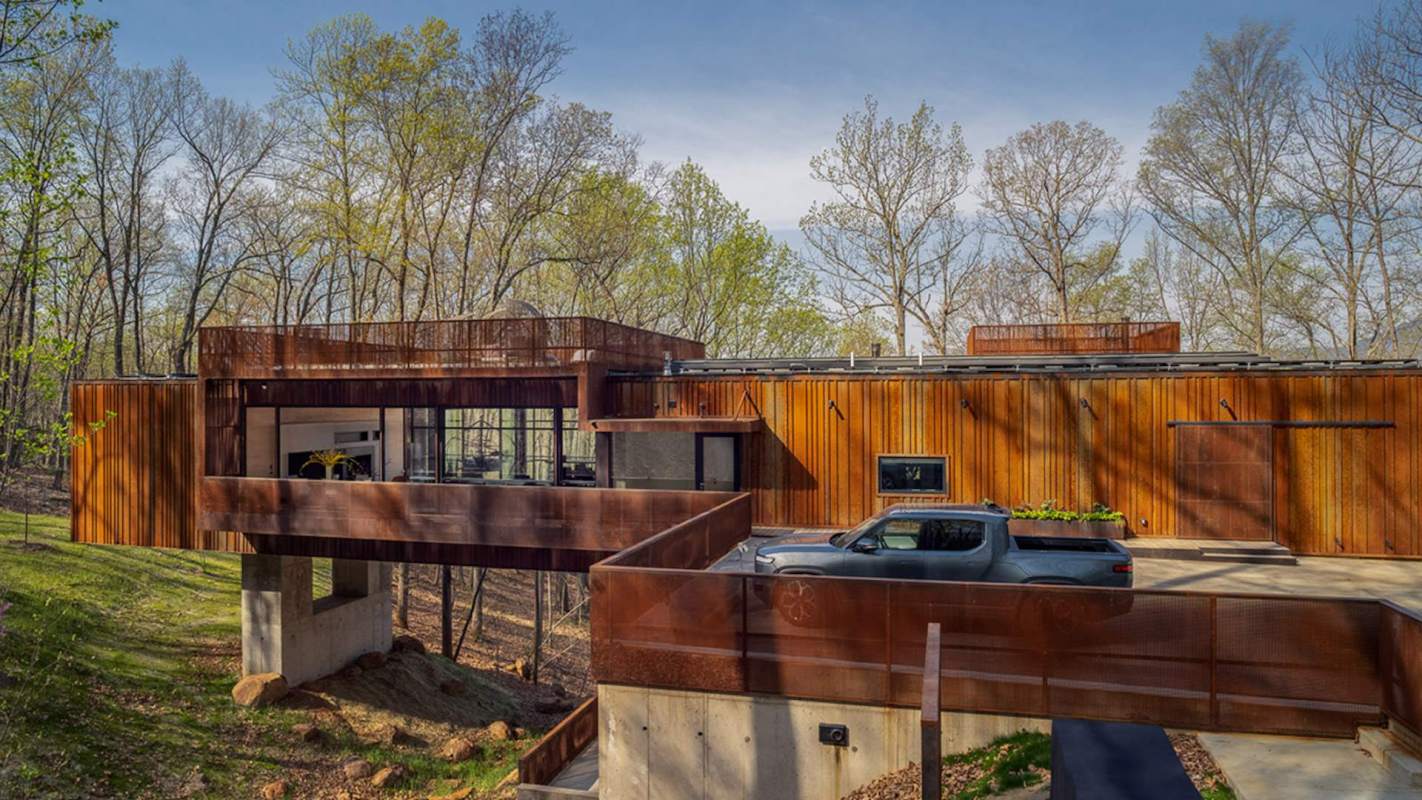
608, 372, 1422, 556
71, 380, 250, 553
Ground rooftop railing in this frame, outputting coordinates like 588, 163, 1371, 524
198, 317, 705, 379
966, 322, 1181, 356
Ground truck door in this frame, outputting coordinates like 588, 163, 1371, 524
918, 518, 993, 581
841, 518, 928, 578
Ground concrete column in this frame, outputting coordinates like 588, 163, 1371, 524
240, 554, 393, 687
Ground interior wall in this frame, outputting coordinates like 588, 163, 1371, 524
612, 432, 695, 490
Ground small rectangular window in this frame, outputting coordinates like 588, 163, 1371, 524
877, 456, 947, 495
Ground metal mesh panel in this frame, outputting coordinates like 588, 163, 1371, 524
198, 317, 705, 378
1383, 604, 1422, 732
965, 322, 1181, 355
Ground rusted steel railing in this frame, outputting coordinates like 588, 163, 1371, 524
517, 697, 598, 787
591, 508, 1420, 740
198, 317, 704, 378
966, 322, 1181, 356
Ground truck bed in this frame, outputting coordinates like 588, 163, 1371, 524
1012, 535, 1123, 554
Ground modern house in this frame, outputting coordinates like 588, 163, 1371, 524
68, 317, 1422, 798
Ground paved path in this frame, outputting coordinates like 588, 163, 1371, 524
1134, 555, 1422, 614
1198, 732, 1421, 799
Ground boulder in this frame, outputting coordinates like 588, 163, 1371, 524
259, 780, 288, 800
439, 736, 478, 762
231, 673, 288, 707
370, 765, 406, 788
341, 758, 373, 780
356, 651, 387, 670
438, 679, 466, 697
340, 664, 363, 679
484, 720, 514, 741
392, 634, 426, 654
291, 722, 321, 743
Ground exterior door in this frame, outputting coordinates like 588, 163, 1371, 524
1176, 424, 1274, 541
696, 434, 738, 491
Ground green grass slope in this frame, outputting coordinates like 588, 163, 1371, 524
0, 511, 526, 799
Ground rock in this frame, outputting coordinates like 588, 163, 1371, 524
368, 722, 405, 745
510, 658, 531, 679
291, 722, 321, 742
535, 698, 574, 714
439, 736, 478, 762
175, 767, 208, 798
341, 664, 363, 679
429, 788, 474, 800
438, 679, 466, 697
484, 720, 514, 741
513, 727, 528, 739
259, 779, 288, 800
370, 765, 406, 788
392, 634, 426, 654
342, 758, 373, 780
231, 673, 288, 707
552, 684, 568, 698
356, 651, 387, 670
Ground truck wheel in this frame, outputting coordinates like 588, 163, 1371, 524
772, 576, 821, 627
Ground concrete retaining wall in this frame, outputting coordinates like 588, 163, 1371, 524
597, 684, 1048, 799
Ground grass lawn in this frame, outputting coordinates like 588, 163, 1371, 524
0, 510, 525, 799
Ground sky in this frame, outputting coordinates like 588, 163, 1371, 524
100, 0, 1384, 242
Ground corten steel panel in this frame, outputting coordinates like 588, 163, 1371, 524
1382, 603, 1422, 732
966, 322, 1181, 356
198, 317, 704, 379
1176, 425, 1275, 541
199, 477, 735, 568
241, 377, 578, 408
518, 697, 598, 786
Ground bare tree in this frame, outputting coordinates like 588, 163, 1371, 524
980, 120, 1131, 323
800, 97, 975, 354
1138, 22, 1304, 354
165, 63, 284, 372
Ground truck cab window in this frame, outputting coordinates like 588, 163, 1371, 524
918, 519, 984, 552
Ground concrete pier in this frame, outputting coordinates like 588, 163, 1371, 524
240, 554, 392, 687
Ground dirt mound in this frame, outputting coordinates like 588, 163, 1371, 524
299, 650, 519, 747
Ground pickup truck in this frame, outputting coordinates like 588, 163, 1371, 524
747, 504, 1134, 627
750, 504, 1132, 586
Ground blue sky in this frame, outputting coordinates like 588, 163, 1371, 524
101, 0, 1381, 238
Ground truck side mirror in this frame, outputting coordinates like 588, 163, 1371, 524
851, 539, 877, 553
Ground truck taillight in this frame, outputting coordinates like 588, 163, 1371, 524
1113, 563, 1133, 573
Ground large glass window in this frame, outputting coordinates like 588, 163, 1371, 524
444, 408, 556, 483
561, 409, 596, 485
406, 408, 439, 482
877, 455, 947, 494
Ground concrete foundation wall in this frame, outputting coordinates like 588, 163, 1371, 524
611, 432, 694, 490
241, 554, 392, 686
597, 684, 1048, 799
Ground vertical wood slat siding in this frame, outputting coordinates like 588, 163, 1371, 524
610, 372, 1422, 557
71, 380, 251, 554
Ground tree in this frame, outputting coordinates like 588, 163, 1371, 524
1138, 22, 1304, 353
801, 97, 976, 355
0, 0, 110, 68
165, 64, 284, 372
981, 120, 1131, 323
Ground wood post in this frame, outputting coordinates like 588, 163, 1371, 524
533, 570, 544, 684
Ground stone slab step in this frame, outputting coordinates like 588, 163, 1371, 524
1358, 726, 1422, 787
1198, 551, 1299, 566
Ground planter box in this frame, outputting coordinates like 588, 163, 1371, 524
1008, 517, 1126, 539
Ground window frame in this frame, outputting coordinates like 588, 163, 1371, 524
875, 454, 949, 496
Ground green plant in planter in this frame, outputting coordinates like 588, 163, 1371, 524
1009, 500, 1124, 523
301, 449, 361, 480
